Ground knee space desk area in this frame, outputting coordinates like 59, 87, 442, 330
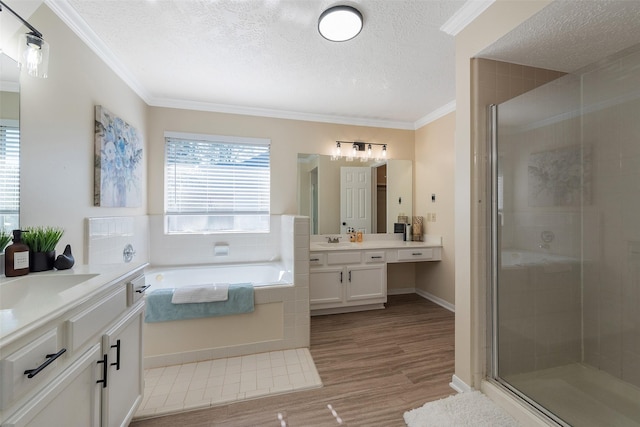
309, 235, 442, 315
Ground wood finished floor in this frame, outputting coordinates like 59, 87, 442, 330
130, 294, 455, 427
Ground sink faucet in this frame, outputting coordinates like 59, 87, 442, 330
327, 236, 341, 243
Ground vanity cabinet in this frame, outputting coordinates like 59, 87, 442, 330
0, 268, 147, 427
310, 250, 386, 314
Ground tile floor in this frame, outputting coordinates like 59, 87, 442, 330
134, 348, 322, 420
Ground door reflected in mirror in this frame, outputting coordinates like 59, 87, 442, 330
297, 154, 412, 235
0, 53, 20, 233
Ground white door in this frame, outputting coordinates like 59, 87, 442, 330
340, 167, 372, 233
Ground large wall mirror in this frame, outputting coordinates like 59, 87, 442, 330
0, 53, 20, 233
297, 154, 412, 235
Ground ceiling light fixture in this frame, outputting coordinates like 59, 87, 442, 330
318, 5, 363, 42
0, 0, 50, 78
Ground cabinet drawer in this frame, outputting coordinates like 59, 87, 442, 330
66, 287, 126, 352
127, 274, 149, 306
0, 329, 61, 411
397, 248, 434, 261
364, 251, 385, 263
309, 252, 325, 266
327, 251, 361, 265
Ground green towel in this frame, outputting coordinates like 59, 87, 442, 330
144, 283, 254, 323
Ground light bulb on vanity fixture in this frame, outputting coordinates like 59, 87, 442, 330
0, 0, 50, 78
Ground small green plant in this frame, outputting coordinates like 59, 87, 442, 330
0, 230, 11, 252
22, 226, 64, 253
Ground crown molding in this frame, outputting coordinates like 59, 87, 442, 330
414, 100, 456, 129
45, 0, 152, 103
148, 96, 416, 130
440, 0, 495, 36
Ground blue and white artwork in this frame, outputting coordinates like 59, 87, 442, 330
94, 105, 143, 207
528, 145, 591, 207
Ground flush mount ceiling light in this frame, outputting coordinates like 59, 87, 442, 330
0, 0, 50, 78
318, 5, 363, 42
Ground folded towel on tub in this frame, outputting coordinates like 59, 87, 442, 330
145, 283, 254, 323
171, 283, 229, 304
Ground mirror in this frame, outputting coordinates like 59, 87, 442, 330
297, 154, 412, 235
0, 53, 20, 233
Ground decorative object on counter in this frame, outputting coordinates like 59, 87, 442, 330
54, 244, 75, 270
347, 227, 356, 242
412, 216, 423, 242
397, 214, 408, 224
94, 105, 143, 208
356, 230, 363, 243
4, 229, 30, 277
403, 223, 412, 241
0, 230, 11, 252
22, 226, 64, 272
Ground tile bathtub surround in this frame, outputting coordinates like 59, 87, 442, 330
134, 348, 322, 419
86, 216, 149, 264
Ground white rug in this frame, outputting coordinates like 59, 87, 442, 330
404, 391, 521, 427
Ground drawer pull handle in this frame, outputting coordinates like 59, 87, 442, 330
348, 271, 352, 282
24, 348, 67, 378
412, 252, 423, 256
371, 256, 383, 259
110, 339, 121, 370
96, 354, 108, 388
135, 284, 151, 294
340, 271, 343, 283
310, 258, 320, 262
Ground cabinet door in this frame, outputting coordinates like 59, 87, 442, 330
310, 267, 344, 306
3, 344, 101, 427
102, 301, 144, 427
346, 264, 386, 302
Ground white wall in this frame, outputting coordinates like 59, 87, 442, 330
19, 5, 148, 264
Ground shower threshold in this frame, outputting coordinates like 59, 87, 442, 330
504, 363, 640, 426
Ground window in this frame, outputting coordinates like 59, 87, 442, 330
164, 132, 270, 234
0, 120, 19, 233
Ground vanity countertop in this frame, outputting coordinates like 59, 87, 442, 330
310, 235, 442, 252
0, 262, 147, 347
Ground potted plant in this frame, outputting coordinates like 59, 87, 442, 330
22, 226, 64, 272
0, 230, 11, 253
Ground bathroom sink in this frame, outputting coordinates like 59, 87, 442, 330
0, 274, 99, 310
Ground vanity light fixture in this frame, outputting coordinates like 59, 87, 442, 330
332, 141, 388, 162
0, 0, 50, 78
318, 5, 363, 42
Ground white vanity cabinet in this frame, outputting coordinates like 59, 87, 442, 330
310, 250, 387, 314
0, 266, 147, 427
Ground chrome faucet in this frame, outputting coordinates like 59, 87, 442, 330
327, 236, 341, 243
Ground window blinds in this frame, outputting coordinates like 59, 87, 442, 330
0, 124, 19, 216
165, 136, 270, 216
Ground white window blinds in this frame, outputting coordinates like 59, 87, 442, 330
164, 133, 270, 233
0, 123, 20, 230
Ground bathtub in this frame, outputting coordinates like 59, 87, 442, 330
145, 262, 293, 289
142, 262, 297, 368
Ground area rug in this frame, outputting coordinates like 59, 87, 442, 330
404, 391, 521, 427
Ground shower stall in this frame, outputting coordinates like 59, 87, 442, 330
489, 45, 640, 426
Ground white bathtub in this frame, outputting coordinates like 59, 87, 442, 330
145, 262, 292, 290
501, 249, 577, 268
142, 262, 296, 368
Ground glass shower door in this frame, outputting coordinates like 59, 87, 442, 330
491, 45, 640, 426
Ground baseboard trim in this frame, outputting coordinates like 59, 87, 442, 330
449, 374, 473, 393
415, 288, 455, 312
387, 287, 415, 295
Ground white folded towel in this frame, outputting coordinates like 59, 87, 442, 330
171, 283, 229, 304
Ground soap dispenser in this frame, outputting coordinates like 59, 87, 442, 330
4, 230, 30, 277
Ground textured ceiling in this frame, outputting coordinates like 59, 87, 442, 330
62, 0, 466, 128
479, 0, 640, 73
